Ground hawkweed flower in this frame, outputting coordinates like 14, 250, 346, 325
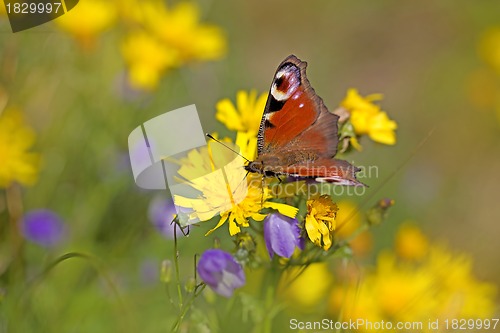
216, 90, 268, 136
395, 222, 429, 260
21, 210, 66, 247
263, 213, 304, 259
340, 89, 397, 146
176, 173, 298, 236
173, 137, 297, 236
478, 27, 500, 74
121, 32, 179, 90
197, 249, 245, 298
334, 200, 372, 257
0, 109, 40, 188
148, 195, 179, 239
55, 0, 117, 49
328, 225, 497, 330
121, 1, 226, 90
305, 195, 338, 250
278, 263, 333, 309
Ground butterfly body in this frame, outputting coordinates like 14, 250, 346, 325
244, 55, 364, 186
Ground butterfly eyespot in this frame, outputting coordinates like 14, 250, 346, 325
275, 76, 285, 89
271, 65, 301, 102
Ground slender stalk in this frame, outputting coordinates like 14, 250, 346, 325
5, 184, 25, 282
171, 285, 205, 333
173, 224, 183, 308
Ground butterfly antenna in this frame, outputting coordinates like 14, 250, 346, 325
337, 126, 436, 232
206, 133, 251, 163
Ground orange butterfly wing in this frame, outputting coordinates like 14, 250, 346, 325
258, 55, 338, 158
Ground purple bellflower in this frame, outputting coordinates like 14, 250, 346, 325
197, 249, 246, 297
264, 213, 304, 258
20, 209, 66, 247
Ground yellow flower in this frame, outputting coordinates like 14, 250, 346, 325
478, 27, 500, 74
234, 131, 258, 161
216, 90, 268, 136
0, 108, 40, 188
329, 226, 497, 332
173, 137, 297, 236
335, 200, 372, 257
395, 222, 429, 260
279, 263, 333, 309
55, 0, 117, 48
341, 88, 383, 114
341, 89, 397, 146
305, 195, 338, 250
423, 246, 497, 319
121, 32, 179, 90
142, 1, 226, 62
121, 1, 226, 90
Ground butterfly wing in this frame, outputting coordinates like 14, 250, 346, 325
257, 55, 339, 158
282, 158, 365, 186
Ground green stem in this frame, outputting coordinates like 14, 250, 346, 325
173, 223, 183, 309
171, 284, 205, 333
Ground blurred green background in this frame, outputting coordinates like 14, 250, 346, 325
1, 0, 499, 332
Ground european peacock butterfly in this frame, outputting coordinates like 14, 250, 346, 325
244, 55, 364, 186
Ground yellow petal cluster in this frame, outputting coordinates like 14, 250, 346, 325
122, 32, 180, 90
335, 200, 372, 256
0, 109, 40, 188
305, 195, 338, 250
395, 222, 429, 260
173, 136, 297, 236
329, 226, 497, 332
122, 1, 226, 90
216, 90, 268, 137
341, 88, 397, 146
55, 0, 117, 48
478, 27, 500, 75
278, 263, 333, 309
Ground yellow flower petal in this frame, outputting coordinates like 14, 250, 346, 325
215, 99, 244, 132
205, 214, 229, 236
56, 0, 117, 47
215, 90, 268, 135
367, 111, 398, 145
341, 89, 397, 146
305, 195, 338, 250
262, 201, 298, 218
0, 109, 40, 188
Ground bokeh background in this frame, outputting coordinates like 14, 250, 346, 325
1, 0, 499, 332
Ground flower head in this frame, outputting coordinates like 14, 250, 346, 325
216, 90, 268, 136
279, 263, 333, 309
197, 249, 246, 298
263, 213, 304, 259
478, 27, 500, 74
121, 1, 226, 90
335, 200, 372, 256
0, 108, 40, 188
143, 1, 226, 62
55, 0, 117, 49
21, 210, 66, 247
328, 225, 497, 330
305, 195, 338, 250
340, 89, 397, 146
173, 137, 297, 236
121, 32, 179, 90
395, 222, 429, 260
